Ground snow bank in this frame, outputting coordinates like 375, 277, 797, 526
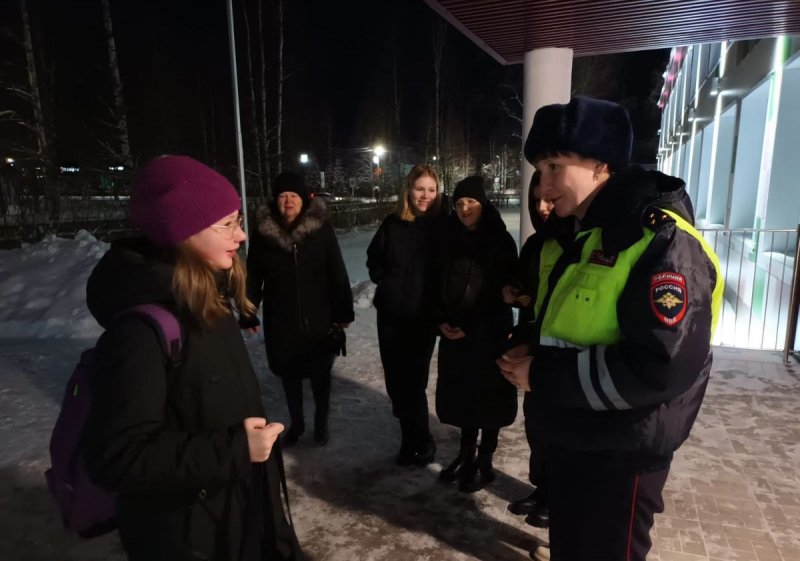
351, 279, 376, 309
0, 231, 108, 339
0, 229, 377, 339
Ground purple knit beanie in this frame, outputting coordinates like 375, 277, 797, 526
130, 156, 241, 247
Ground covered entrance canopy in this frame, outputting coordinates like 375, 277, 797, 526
422, 0, 800, 238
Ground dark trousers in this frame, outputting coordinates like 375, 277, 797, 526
461, 426, 499, 463
527, 436, 549, 504
280, 371, 331, 427
377, 310, 437, 449
524, 396, 550, 503
547, 447, 669, 561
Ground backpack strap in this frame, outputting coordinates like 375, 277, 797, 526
121, 304, 183, 365
273, 441, 295, 528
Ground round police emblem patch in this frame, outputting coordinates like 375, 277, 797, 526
650, 272, 687, 326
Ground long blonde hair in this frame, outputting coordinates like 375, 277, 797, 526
395, 164, 442, 221
172, 246, 256, 327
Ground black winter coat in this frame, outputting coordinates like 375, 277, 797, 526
244, 199, 354, 378
366, 213, 442, 320
434, 205, 519, 429
84, 238, 302, 561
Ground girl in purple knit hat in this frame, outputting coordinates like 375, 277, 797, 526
83, 155, 305, 561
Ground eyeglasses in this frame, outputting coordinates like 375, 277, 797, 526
210, 215, 244, 239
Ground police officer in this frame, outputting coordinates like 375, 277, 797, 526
497, 96, 722, 561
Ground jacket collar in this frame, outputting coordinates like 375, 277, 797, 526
256, 197, 328, 252
579, 166, 689, 254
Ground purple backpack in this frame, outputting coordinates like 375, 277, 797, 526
45, 304, 183, 538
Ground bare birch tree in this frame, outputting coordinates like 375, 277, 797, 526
276, 0, 285, 173
99, 0, 132, 168
20, 0, 50, 168
242, 0, 264, 198
432, 19, 446, 160
257, 0, 271, 195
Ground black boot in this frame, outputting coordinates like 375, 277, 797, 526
396, 419, 416, 466
508, 489, 542, 516
458, 433, 496, 493
440, 431, 477, 482
281, 378, 305, 448
282, 423, 304, 447
314, 414, 329, 445
412, 431, 436, 466
458, 461, 496, 492
397, 421, 435, 466
310, 372, 331, 446
525, 505, 550, 529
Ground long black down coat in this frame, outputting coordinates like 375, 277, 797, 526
84, 238, 303, 561
434, 204, 519, 429
244, 198, 354, 378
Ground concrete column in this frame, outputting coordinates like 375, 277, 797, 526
521, 48, 573, 243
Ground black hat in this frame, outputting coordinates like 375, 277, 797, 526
273, 171, 310, 203
452, 176, 487, 204
523, 96, 633, 171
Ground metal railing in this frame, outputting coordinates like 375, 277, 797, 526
699, 225, 800, 362
0, 197, 397, 248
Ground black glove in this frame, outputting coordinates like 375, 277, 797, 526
326, 324, 347, 357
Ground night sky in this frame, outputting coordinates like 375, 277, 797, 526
0, 0, 669, 172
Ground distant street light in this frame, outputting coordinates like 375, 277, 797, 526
299, 153, 309, 164
372, 145, 386, 192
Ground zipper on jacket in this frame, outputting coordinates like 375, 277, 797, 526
292, 243, 308, 333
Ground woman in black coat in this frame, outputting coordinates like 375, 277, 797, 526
84, 156, 303, 561
434, 176, 519, 493
243, 171, 354, 447
366, 164, 444, 466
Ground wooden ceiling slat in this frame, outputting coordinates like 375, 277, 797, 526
467, 17, 790, 42
424, 0, 800, 62
458, 6, 783, 29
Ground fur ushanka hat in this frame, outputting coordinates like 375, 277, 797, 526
523, 95, 633, 171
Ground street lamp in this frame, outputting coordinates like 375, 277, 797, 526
299, 153, 309, 164
372, 145, 386, 173
372, 145, 386, 200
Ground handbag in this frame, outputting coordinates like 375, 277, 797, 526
325, 324, 347, 357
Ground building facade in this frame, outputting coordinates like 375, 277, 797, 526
658, 37, 800, 351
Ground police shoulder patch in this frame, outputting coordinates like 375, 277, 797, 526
650, 272, 687, 326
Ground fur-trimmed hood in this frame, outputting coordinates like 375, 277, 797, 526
256, 196, 328, 252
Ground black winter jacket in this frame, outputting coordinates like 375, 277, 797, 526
434, 204, 519, 428
525, 167, 719, 471
84, 238, 302, 561
244, 198, 354, 378
366, 212, 442, 320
